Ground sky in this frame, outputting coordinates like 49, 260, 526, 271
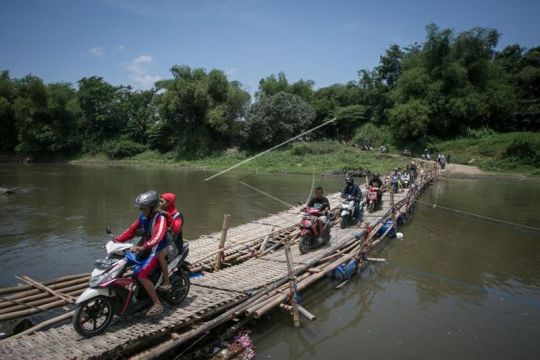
1, 0, 539, 94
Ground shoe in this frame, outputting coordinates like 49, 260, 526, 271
158, 284, 172, 292
146, 304, 163, 316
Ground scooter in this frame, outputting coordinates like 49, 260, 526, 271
391, 175, 400, 193
72, 230, 190, 337
401, 175, 410, 189
298, 207, 332, 254
340, 195, 364, 229
367, 186, 380, 213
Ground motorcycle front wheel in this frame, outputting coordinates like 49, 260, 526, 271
73, 296, 114, 337
299, 235, 311, 254
340, 216, 349, 229
161, 271, 190, 306
322, 226, 331, 245
368, 202, 375, 213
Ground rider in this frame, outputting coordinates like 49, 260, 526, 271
410, 161, 418, 181
368, 173, 384, 205
390, 168, 400, 193
307, 186, 330, 232
341, 176, 362, 220
401, 170, 411, 188
157, 192, 184, 292
115, 190, 167, 316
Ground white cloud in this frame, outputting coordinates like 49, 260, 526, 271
87, 46, 104, 57
125, 54, 160, 88
117, 44, 125, 51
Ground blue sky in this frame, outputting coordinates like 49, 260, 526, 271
1, 0, 539, 94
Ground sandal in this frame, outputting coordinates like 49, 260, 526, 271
158, 284, 172, 292
146, 304, 163, 316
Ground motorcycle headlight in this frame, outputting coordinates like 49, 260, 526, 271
90, 259, 127, 287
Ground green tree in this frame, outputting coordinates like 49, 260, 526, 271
77, 76, 126, 152
388, 100, 430, 142
158, 66, 250, 156
13, 76, 80, 157
242, 92, 315, 149
0, 71, 17, 151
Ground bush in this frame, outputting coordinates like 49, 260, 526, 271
103, 140, 147, 159
291, 141, 338, 155
352, 123, 390, 148
501, 137, 539, 166
464, 126, 496, 139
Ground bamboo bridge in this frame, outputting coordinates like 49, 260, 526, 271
0, 167, 439, 359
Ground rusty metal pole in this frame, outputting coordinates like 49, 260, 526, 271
214, 214, 231, 271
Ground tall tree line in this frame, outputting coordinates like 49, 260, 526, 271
0, 24, 538, 159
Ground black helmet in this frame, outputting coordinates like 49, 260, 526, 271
135, 190, 159, 208
346, 176, 354, 184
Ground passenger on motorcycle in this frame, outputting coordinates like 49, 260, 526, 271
341, 176, 362, 220
157, 192, 184, 292
115, 190, 167, 316
307, 186, 330, 224
368, 173, 384, 204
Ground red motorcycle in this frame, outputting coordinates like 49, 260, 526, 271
298, 207, 332, 254
367, 186, 381, 213
72, 236, 190, 337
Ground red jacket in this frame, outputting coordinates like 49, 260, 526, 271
161, 192, 183, 235
115, 212, 167, 250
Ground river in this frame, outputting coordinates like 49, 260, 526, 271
1, 163, 539, 359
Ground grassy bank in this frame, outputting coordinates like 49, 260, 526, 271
429, 132, 539, 176
73, 141, 406, 175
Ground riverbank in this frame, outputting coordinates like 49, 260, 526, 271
428, 132, 539, 176
70, 141, 406, 176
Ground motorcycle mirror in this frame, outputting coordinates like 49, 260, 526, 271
105, 227, 112, 235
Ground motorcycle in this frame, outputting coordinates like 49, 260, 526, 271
72, 230, 190, 337
401, 174, 410, 189
340, 195, 364, 229
298, 207, 332, 254
366, 186, 380, 213
391, 174, 400, 193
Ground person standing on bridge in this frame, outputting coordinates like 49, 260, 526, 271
157, 192, 184, 292
115, 190, 167, 316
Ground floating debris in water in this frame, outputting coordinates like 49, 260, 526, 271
211, 331, 255, 360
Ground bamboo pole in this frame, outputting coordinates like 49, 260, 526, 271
16, 276, 75, 304
0, 273, 89, 296
1, 276, 89, 302
6, 311, 74, 339
0, 287, 83, 315
0, 296, 71, 322
258, 227, 274, 253
283, 241, 300, 327
390, 184, 396, 228
215, 214, 231, 271
0, 281, 87, 309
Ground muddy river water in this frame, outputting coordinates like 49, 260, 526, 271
0, 163, 539, 359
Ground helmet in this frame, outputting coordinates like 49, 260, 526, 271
346, 176, 354, 184
374, 173, 380, 178
135, 190, 159, 209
